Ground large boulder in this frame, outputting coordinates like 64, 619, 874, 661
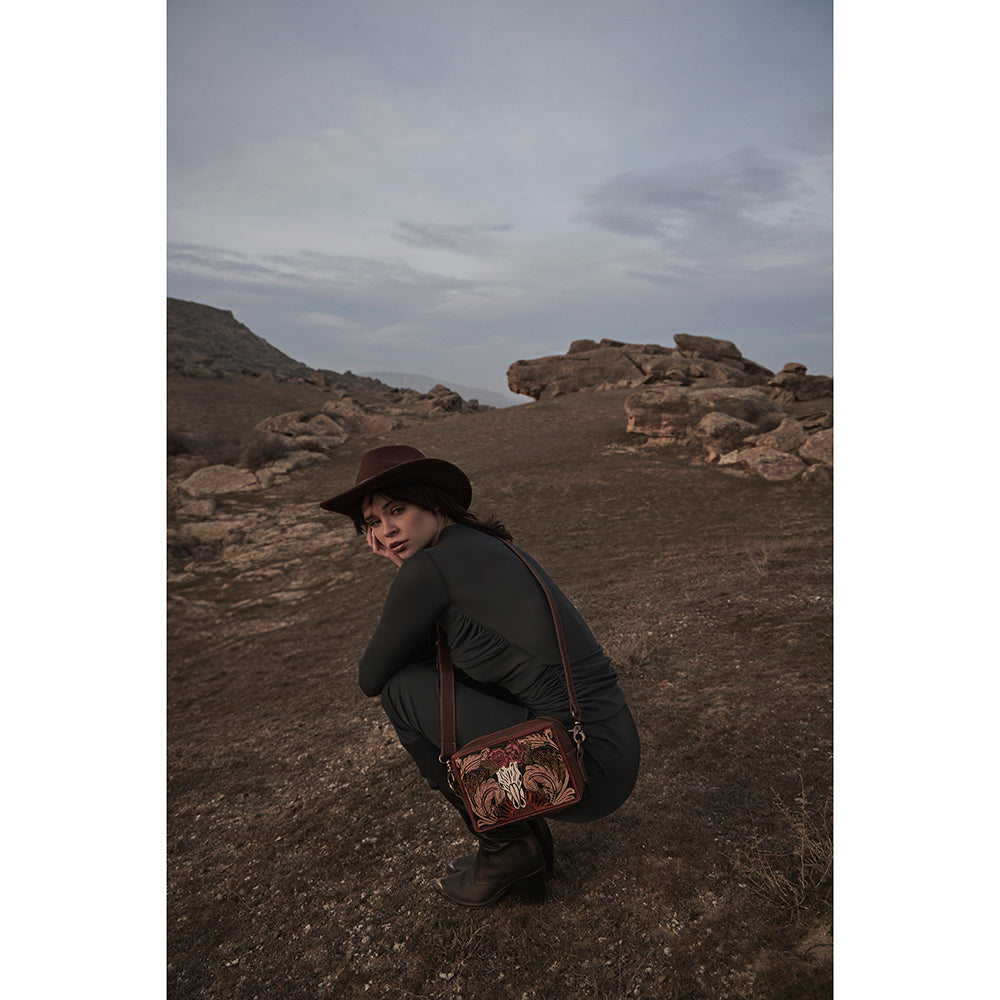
695, 411, 758, 457
321, 397, 405, 437
799, 427, 834, 466
730, 447, 807, 482
753, 417, 807, 454
508, 344, 649, 399
417, 384, 472, 415
253, 410, 350, 453
673, 333, 742, 360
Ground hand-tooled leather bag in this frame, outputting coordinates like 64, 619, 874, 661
437, 541, 587, 833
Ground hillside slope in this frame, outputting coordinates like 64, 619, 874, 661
168, 384, 833, 999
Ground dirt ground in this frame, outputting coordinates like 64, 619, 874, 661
168, 385, 832, 999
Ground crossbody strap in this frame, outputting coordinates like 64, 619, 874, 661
438, 538, 583, 759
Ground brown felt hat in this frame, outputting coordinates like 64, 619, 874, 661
319, 445, 472, 515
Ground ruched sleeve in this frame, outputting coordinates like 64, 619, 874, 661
357, 550, 451, 696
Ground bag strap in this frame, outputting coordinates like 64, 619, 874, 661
437, 538, 583, 760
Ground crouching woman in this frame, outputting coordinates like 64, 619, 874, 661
320, 445, 640, 907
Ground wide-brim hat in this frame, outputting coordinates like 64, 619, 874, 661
319, 444, 472, 515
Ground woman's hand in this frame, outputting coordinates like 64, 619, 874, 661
366, 524, 405, 567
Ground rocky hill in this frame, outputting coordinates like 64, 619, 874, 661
168, 297, 460, 400
168, 297, 320, 380
168, 298, 491, 491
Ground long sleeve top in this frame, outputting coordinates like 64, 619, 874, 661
358, 524, 627, 727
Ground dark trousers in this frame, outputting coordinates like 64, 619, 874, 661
380, 661, 640, 822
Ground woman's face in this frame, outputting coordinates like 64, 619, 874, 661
362, 493, 447, 560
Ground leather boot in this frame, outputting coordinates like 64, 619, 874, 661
447, 817, 554, 875
434, 821, 547, 907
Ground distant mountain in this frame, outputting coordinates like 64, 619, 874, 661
362, 372, 520, 409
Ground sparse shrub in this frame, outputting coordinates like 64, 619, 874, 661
167, 427, 197, 456
197, 432, 244, 466
746, 542, 772, 576
733, 776, 833, 922
239, 433, 297, 470
167, 532, 223, 572
604, 627, 651, 675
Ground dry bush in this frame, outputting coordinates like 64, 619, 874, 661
167, 427, 198, 456
733, 776, 833, 923
603, 628, 651, 677
239, 433, 297, 470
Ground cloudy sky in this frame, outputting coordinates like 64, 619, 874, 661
168, 0, 832, 399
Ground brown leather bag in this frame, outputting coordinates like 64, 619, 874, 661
437, 541, 587, 833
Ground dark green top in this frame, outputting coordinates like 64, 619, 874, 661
358, 524, 627, 726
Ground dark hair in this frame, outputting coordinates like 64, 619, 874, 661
350, 483, 512, 541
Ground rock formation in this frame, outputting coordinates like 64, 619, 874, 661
509, 335, 832, 482
507, 335, 774, 399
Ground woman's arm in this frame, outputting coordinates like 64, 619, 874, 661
357, 551, 450, 696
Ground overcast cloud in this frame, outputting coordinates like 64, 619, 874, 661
168, 0, 832, 399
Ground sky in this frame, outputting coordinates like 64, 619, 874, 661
167, 0, 832, 400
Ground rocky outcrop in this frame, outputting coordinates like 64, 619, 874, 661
171, 384, 490, 501
626, 386, 784, 443
507, 334, 774, 400
178, 451, 331, 498
768, 363, 834, 405
509, 334, 831, 483
627, 385, 832, 482
180, 465, 264, 497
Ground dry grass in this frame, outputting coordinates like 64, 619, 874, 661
733, 776, 833, 922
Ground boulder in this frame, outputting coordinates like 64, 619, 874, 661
768, 363, 833, 404
508, 346, 647, 399
673, 333, 742, 360
181, 465, 261, 496
184, 520, 245, 543
695, 411, 758, 457
737, 447, 807, 482
799, 428, 834, 466
802, 463, 833, 483
176, 498, 217, 518
251, 410, 350, 455
420, 384, 466, 413
255, 411, 315, 435
753, 417, 807, 454
321, 397, 404, 436
304, 413, 349, 440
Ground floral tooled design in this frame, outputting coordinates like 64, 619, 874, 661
455, 727, 579, 827
471, 779, 506, 824
523, 764, 576, 806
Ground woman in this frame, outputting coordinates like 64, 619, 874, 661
321, 445, 640, 907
